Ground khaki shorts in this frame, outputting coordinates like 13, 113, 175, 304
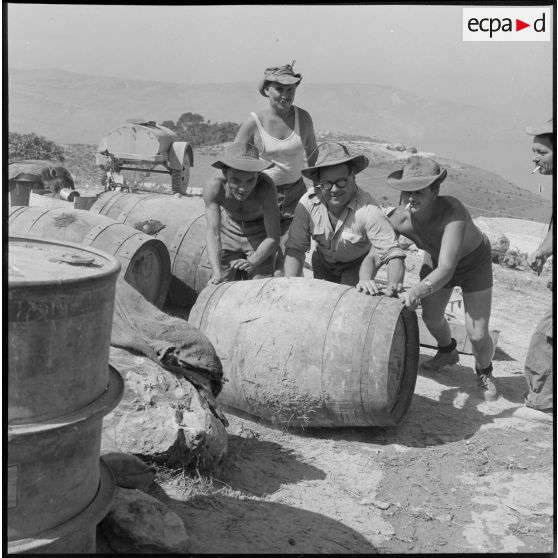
220, 211, 274, 278
420, 234, 493, 293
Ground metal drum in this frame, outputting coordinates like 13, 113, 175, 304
8, 236, 124, 553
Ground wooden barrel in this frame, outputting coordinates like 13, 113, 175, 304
29, 191, 70, 209
8, 236, 123, 551
189, 278, 419, 427
8, 205, 171, 308
91, 191, 211, 307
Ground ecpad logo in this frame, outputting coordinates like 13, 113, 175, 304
463, 7, 551, 41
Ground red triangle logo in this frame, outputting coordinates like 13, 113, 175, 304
516, 19, 530, 31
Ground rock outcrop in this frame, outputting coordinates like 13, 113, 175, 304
103, 347, 228, 471
474, 217, 510, 262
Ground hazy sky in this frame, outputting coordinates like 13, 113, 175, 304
7, 3, 554, 118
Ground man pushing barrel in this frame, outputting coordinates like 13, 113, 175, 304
204, 143, 281, 284
283, 142, 406, 295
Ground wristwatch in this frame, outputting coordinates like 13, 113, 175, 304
422, 278, 434, 297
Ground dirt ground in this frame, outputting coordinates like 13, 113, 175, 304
147, 254, 554, 554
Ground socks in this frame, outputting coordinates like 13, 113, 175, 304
475, 363, 493, 376
438, 338, 457, 353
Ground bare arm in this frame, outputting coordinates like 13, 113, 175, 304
528, 222, 553, 274
356, 247, 381, 295
284, 248, 305, 277
248, 181, 281, 267
203, 178, 226, 283
234, 117, 257, 145
405, 212, 465, 307
359, 205, 406, 295
385, 257, 405, 296
284, 198, 312, 277
300, 110, 318, 166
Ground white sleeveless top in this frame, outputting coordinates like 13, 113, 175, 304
251, 106, 306, 186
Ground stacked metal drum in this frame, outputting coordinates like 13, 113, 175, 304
8, 236, 124, 553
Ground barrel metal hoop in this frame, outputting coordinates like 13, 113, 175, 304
184, 216, 208, 278
82, 223, 109, 246
169, 226, 188, 255
114, 233, 142, 258
8, 206, 28, 224
319, 286, 355, 395
192, 245, 210, 289
193, 280, 237, 332
90, 191, 120, 215
360, 297, 398, 416
25, 208, 52, 231
112, 193, 160, 224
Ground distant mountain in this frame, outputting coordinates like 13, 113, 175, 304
58, 138, 550, 223
8, 67, 551, 203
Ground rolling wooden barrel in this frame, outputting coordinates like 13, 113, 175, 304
91, 191, 211, 307
189, 278, 420, 427
8, 205, 171, 308
8, 236, 123, 553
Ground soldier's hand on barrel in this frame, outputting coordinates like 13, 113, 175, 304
356, 279, 381, 295
385, 282, 404, 298
229, 258, 254, 272
399, 288, 421, 310
209, 270, 228, 284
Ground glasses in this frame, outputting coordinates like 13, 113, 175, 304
316, 177, 351, 191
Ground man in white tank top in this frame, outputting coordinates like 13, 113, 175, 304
235, 62, 318, 275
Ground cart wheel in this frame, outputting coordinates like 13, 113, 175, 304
171, 153, 191, 195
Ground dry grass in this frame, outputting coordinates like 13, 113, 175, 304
146, 423, 262, 503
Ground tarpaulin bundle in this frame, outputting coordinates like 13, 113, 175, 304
111, 276, 225, 421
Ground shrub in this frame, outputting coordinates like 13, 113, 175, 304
9, 132, 65, 162
166, 113, 240, 146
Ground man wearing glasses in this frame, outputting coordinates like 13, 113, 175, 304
284, 142, 406, 296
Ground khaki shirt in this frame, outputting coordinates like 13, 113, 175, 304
286, 186, 406, 264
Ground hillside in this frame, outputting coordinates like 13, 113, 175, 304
61, 138, 551, 223
8, 67, 551, 199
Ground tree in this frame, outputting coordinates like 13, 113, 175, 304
161, 120, 177, 132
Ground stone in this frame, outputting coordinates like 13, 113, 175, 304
100, 488, 189, 553
100, 451, 156, 492
474, 217, 510, 261
103, 347, 228, 471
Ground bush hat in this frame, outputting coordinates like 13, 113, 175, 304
258, 61, 302, 97
301, 142, 369, 182
526, 118, 553, 136
386, 156, 447, 191
211, 143, 274, 173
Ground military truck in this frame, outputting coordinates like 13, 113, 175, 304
95, 119, 194, 194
